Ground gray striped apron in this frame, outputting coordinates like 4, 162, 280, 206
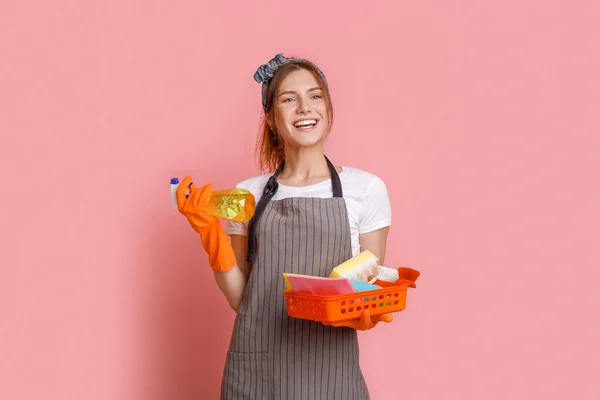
221, 157, 370, 400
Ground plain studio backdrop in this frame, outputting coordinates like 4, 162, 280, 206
1, 1, 598, 399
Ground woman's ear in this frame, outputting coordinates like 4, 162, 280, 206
266, 114, 275, 132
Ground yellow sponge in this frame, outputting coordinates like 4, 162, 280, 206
329, 250, 379, 281
283, 273, 294, 290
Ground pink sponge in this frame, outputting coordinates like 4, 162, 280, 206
283, 274, 355, 296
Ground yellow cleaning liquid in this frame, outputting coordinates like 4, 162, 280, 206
206, 188, 256, 222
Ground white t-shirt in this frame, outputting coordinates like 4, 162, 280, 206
226, 166, 392, 257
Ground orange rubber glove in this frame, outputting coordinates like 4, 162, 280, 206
176, 176, 237, 273
323, 309, 393, 331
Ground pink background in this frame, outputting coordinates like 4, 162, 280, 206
1, 1, 599, 399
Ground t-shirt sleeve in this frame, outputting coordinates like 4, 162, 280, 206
358, 175, 392, 234
225, 183, 249, 236
226, 219, 248, 236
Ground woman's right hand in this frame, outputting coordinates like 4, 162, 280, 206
176, 176, 237, 273
176, 176, 218, 233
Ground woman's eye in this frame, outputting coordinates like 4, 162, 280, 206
311, 94, 322, 99
282, 98, 294, 103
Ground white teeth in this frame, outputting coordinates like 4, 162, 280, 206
294, 119, 317, 127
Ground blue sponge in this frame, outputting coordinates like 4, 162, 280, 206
351, 281, 382, 292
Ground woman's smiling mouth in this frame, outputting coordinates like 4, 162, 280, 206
293, 119, 319, 132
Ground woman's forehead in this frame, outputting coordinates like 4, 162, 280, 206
278, 69, 321, 92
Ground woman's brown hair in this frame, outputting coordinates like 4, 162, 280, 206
255, 60, 334, 173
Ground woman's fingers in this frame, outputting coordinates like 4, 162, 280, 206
197, 184, 213, 208
176, 176, 193, 211
176, 178, 215, 214
189, 184, 213, 209
188, 187, 205, 209
378, 313, 394, 323
371, 313, 393, 324
322, 309, 393, 331
359, 309, 373, 329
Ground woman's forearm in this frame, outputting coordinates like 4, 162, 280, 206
213, 234, 252, 311
214, 266, 249, 312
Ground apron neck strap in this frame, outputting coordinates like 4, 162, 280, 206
325, 156, 343, 198
270, 156, 342, 197
246, 155, 343, 263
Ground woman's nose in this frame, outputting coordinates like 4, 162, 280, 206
296, 99, 311, 113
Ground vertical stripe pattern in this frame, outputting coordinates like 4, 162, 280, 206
221, 197, 370, 400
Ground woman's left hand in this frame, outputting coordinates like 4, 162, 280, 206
322, 309, 393, 331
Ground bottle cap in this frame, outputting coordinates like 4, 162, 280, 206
170, 178, 179, 185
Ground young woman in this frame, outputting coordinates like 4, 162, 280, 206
177, 53, 393, 400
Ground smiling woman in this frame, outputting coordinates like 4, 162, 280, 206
176, 53, 393, 400
256, 57, 335, 173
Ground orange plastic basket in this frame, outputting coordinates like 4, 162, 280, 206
283, 283, 411, 323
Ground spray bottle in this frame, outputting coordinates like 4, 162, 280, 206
170, 178, 256, 222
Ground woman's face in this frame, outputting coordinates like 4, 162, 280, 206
272, 68, 330, 150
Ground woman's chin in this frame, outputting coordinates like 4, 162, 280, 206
291, 137, 324, 149
289, 129, 326, 147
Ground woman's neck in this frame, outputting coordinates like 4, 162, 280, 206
278, 146, 332, 186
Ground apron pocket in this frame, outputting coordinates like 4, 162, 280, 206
222, 351, 271, 400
